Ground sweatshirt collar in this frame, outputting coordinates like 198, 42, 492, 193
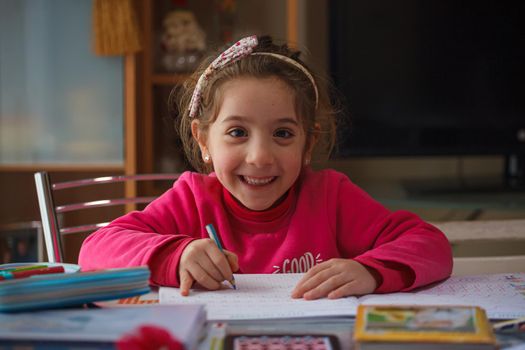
222, 185, 295, 222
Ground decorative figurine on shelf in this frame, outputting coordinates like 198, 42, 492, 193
160, 10, 206, 73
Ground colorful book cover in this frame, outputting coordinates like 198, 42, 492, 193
354, 305, 496, 346
0, 266, 151, 312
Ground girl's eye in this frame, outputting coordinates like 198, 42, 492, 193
227, 128, 247, 138
274, 129, 294, 138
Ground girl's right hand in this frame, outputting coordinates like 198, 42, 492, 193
179, 238, 238, 296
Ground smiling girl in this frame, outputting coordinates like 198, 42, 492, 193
79, 35, 452, 299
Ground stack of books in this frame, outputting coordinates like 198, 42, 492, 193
0, 265, 151, 312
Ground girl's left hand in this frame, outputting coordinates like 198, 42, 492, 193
291, 259, 379, 300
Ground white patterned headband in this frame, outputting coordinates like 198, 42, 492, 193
188, 35, 319, 118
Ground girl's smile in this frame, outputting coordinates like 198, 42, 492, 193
240, 175, 276, 186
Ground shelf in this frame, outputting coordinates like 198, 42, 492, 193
151, 74, 189, 86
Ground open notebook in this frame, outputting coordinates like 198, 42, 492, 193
160, 273, 525, 321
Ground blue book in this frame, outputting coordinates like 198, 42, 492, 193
0, 266, 150, 312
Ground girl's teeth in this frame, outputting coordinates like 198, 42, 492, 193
243, 176, 274, 185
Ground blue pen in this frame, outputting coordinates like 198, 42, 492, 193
206, 223, 237, 290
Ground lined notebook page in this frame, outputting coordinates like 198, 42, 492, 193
160, 272, 525, 320
159, 273, 359, 320
361, 273, 525, 319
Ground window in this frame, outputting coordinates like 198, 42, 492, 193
0, 0, 123, 165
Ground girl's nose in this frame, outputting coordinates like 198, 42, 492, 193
245, 139, 274, 167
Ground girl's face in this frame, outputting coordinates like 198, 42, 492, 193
193, 76, 312, 211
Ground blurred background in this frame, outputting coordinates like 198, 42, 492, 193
1, 0, 524, 263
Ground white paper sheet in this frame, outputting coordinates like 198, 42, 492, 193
160, 272, 525, 320
160, 273, 359, 320
361, 273, 525, 319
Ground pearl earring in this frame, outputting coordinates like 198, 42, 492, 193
204, 154, 210, 162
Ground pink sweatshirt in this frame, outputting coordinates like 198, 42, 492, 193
79, 168, 452, 293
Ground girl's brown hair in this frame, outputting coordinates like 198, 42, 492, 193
169, 35, 338, 173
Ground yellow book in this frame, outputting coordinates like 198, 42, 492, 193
354, 305, 497, 350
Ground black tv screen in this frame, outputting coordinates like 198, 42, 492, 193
329, 1, 525, 158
